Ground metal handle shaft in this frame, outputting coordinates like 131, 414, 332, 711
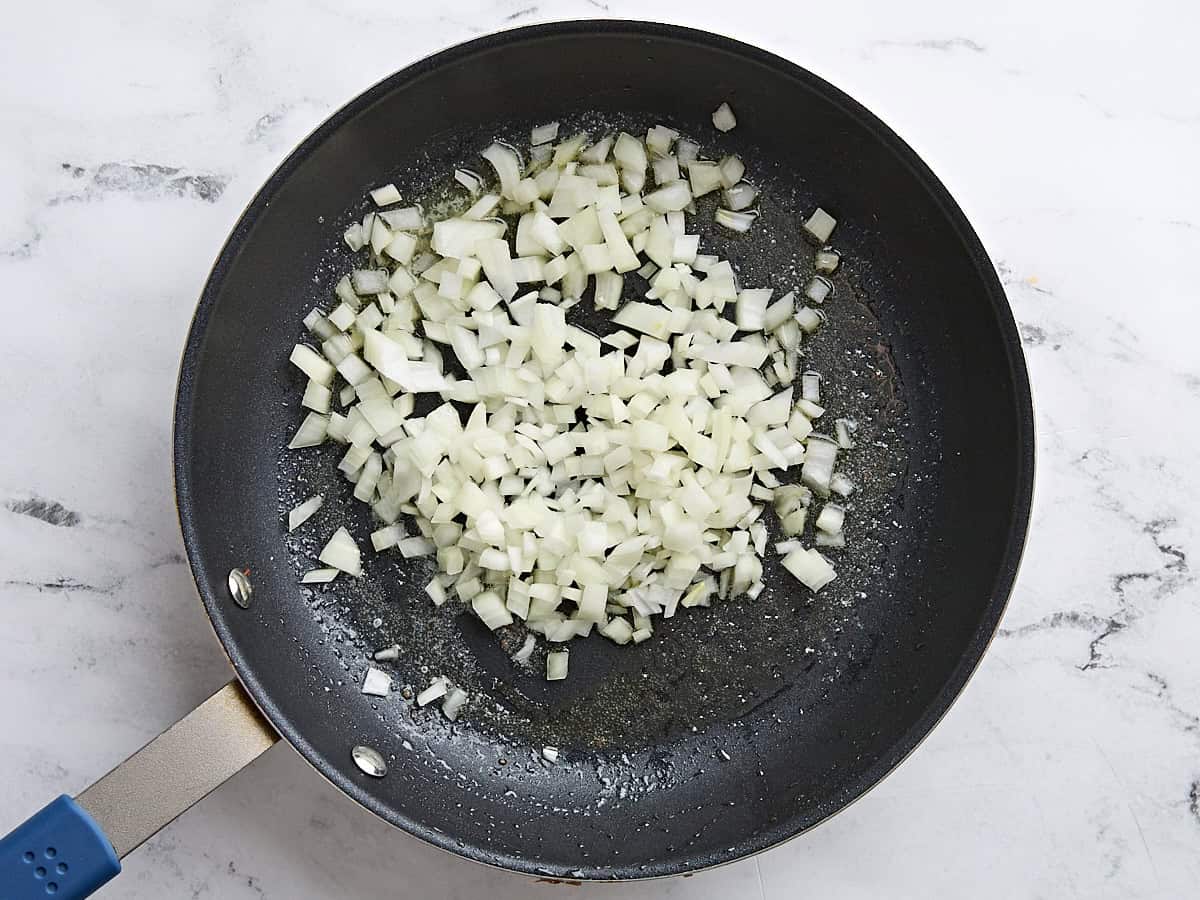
75, 679, 278, 858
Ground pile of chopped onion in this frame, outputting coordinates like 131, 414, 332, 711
288, 106, 855, 683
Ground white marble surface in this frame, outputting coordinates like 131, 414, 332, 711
1, 1, 1197, 897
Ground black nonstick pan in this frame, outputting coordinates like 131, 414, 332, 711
0, 19, 1032, 896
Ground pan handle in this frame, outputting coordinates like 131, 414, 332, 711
0, 680, 278, 899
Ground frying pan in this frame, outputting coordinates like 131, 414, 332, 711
0, 19, 1033, 897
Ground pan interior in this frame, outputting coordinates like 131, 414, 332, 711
175, 22, 1031, 879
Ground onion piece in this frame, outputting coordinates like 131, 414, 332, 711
801, 371, 821, 404
442, 687, 468, 721
801, 435, 838, 497
380, 206, 424, 231
803, 207, 837, 243
361, 667, 392, 696
718, 155, 745, 188
830, 472, 855, 497
594, 271, 624, 310
835, 418, 856, 449
531, 121, 560, 145
370, 183, 401, 207
646, 125, 677, 156
512, 634, 536, 664
644, 180, 693, 212
795, 306, 823, 333
454, 169, 482, 194
301, 568, 339, 584
715, 208, 757, 232
580, 135, 614, 164
370, 523, 405, 551
288, 495, 324, 531
687, 162, 723, 197
473, 591, 513, 629
815, 503, 845, 534
815, 530, 845, 549
674, 138, 699, 164
319, 526, 362, 576
805, 276, 833, 304
781, 547, 837, 591
546, 650, 569, 681
735, 289, 772, 331
723, 182, 758, 211
344, 222, 366, 251
289, 413, 329, 449
601, 617, 634, 644
815, 249, 841, 274
398, 536, 435, 557
712, 102, 737, 132
482, 142, 523, 200
290, 344, 335, 386
417, 676, 448, 706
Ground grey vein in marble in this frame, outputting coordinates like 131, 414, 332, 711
6, 495, 81, 527
54, 161, 229, 204
871, 37, 986, 53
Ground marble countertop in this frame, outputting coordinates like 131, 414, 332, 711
2, 1, 1197, 897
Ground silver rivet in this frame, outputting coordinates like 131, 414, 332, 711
352, 745, 387, 778
227, 568, 253, 608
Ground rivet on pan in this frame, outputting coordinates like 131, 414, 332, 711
352, 745, 387, 778
227, 568, 253, 609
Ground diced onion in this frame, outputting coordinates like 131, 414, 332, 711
417, 676, 448, 706
361, 667, 391, 696
290, 344, 335, 386
815, 503, 845, 534
301, 567, 339, 584
835, 418, 856, 449
712, 102, 737, 132
369, 184, 401, 207
736, 289, 772, 331
815, 249, 841, 274
351, 269, 389, 294
801, 371, 822, 404
644, 180, 693, 212
288, 495, 323, 531
454, 168, 482, 194
473, 591, 513, 630
289, 413, 328, 449
805, 276, 833, 304
531, 122, 560, 146
715, 208, 757, 232
801, 435, 838, 497
512, 634, 536, 664
442, 687, 469, 721
289, 111, 867, 688
803, 207, 837, 243
319, 526, 362, 576
380, 206, 424, 231
830, 472, 855, 497
723, 182, 758, 211
781, 547, 837, 591
398, 536, 435, 557
546, 650, 569, 681
482, 142, 524, 200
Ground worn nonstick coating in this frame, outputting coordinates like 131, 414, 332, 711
174, 21, 1033, 879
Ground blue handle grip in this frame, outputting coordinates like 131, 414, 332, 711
0, 796, 120, 899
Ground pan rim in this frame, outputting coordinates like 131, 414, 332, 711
173, 18, 1035, 880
